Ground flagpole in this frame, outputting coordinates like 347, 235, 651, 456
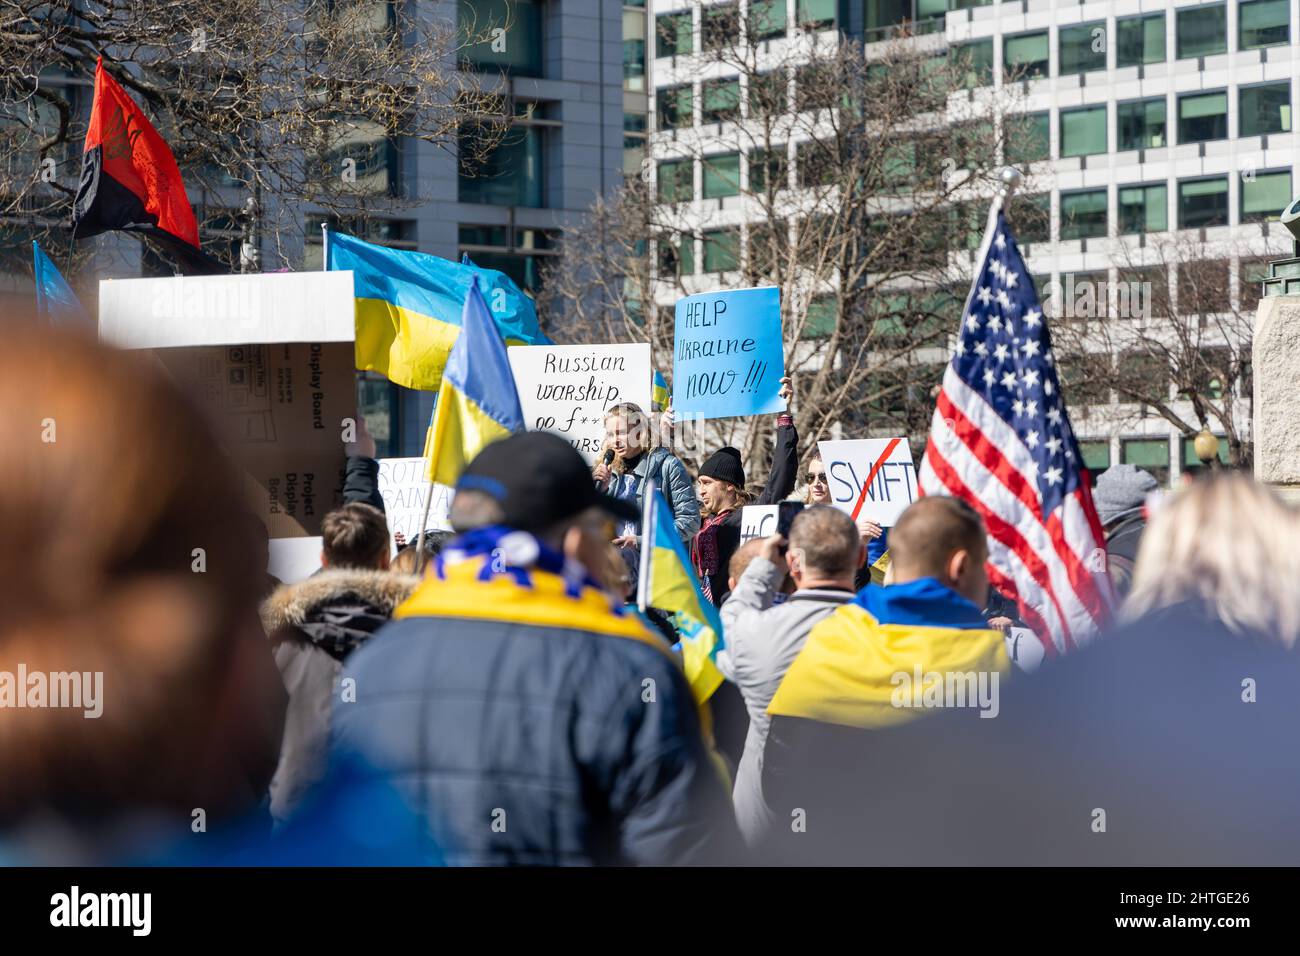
413, 398, 440, 576
320, 222, 329, 271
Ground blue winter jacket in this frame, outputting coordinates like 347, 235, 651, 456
329, 549, 741, 866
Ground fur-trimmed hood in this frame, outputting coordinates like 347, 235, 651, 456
261, 568, 420, 646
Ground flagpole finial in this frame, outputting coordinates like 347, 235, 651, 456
999, 166, 1023, 201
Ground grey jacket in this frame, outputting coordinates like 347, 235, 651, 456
632, 446, 700, 543
261, 569, 419, 824
719, 556, 855, 845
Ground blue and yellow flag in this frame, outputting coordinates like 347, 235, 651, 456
423, 283, 526, 485
326, 231, 548, 391
651, 369, 670, 412
32, 241, 90, 325
768, 577, 1009, 729
638, 484, 726, 703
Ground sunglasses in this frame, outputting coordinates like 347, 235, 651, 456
806, 472, 828, 485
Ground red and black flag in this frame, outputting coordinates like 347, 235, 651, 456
72, 57, 225, 275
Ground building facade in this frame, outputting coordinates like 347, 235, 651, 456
646, 0, 1297, 481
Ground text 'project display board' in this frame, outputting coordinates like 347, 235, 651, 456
509, 343, 651, 463
817, 438, 918, 527
100, 271, 359, 539
673, 287, 785, 420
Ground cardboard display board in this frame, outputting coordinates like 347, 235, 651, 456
100, 272, 358, 539
377, 457, 454, 552
154, 342, 356, 537
672, 286, 785, 420
816, 438, 919, 527
508, 343, 653, 463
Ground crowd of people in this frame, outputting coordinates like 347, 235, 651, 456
6, 328, 1300, 866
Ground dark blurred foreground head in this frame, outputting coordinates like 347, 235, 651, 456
0, 327, 284, 859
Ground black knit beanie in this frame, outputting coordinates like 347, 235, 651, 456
698, 446, 745, 488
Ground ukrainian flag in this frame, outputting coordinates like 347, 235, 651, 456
32, 241, 90, 325
651, 369, 670, 412
424, 284, 526, 485
638, 484, 726, 703
768, 577, 1009, 729
326, 231, 548, 391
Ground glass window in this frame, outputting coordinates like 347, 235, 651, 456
1242, 170, 1292, 222
953, 39, 994, 89
656, 11, 693, 56
1177, 91, 1228, 143
459, 0, 543, 76
1061, 105, 1108, 158
750, 0, 786, 39
1240, 83, 1292, 137
459, 126, 543, 207
1061, 189, 1108, 240
797, 0, 837, 29
796, 140, 835, 187
1118, 184, 1168, 234
1122, 438, 1171, 484
657, 85, 693, 130
702, 153, 741, 198
1004, 31, 1049, 80
1178, 177, 1229, 228
657, 159, 693, 202
805, 295, 837, 339
702, 2, 739, 51
703, 229, 739, 272
916, 0, 949, 23
1016, 194, 1051, 243
1181, 434, 1229, 467
624, 10, 646, 91
864, 0, 911, 41
1117, 13, 1167, 67
1006, 112, 1050, 165
1176, 5, 1227, 58
1060, 22, 1107, 75
749, 71, 787, 118
749, 147, 787, 192
1118, 98, 1167, 150
1079, 441, 1111, 470
700, 78, 740, 124
1240, 0, 1290, 49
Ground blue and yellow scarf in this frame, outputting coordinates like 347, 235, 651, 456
395, 525, 663, 650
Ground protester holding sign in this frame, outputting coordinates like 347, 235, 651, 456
691, 378, 797, 608
593, 402, 699, 546
803, 449, 885, 580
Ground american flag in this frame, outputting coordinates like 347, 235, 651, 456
919, 204, 1115, 656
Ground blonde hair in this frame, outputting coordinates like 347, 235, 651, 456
1123, 474, 1300, 647
802, 449, 824, 505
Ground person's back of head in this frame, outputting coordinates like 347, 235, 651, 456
728, 538, 766, 590
787, 505, 863, 587
888, 496, 989, 607
389, 531, 452, 576
0, 326, 278, 851
1123, 474, 1300, 646
321, 503, 390, 571
444, 432, 641, 597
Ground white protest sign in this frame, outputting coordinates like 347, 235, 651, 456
739, 505, 779, 544
817, 438, 918, 527
377, 457, 453, 552
508, 343, 652, 463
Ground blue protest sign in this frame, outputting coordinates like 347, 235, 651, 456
672, 286, 785, 419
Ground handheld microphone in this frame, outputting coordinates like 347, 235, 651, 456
602, 448, 615, 467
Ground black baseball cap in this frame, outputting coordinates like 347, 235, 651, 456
455, 431, 640, 533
